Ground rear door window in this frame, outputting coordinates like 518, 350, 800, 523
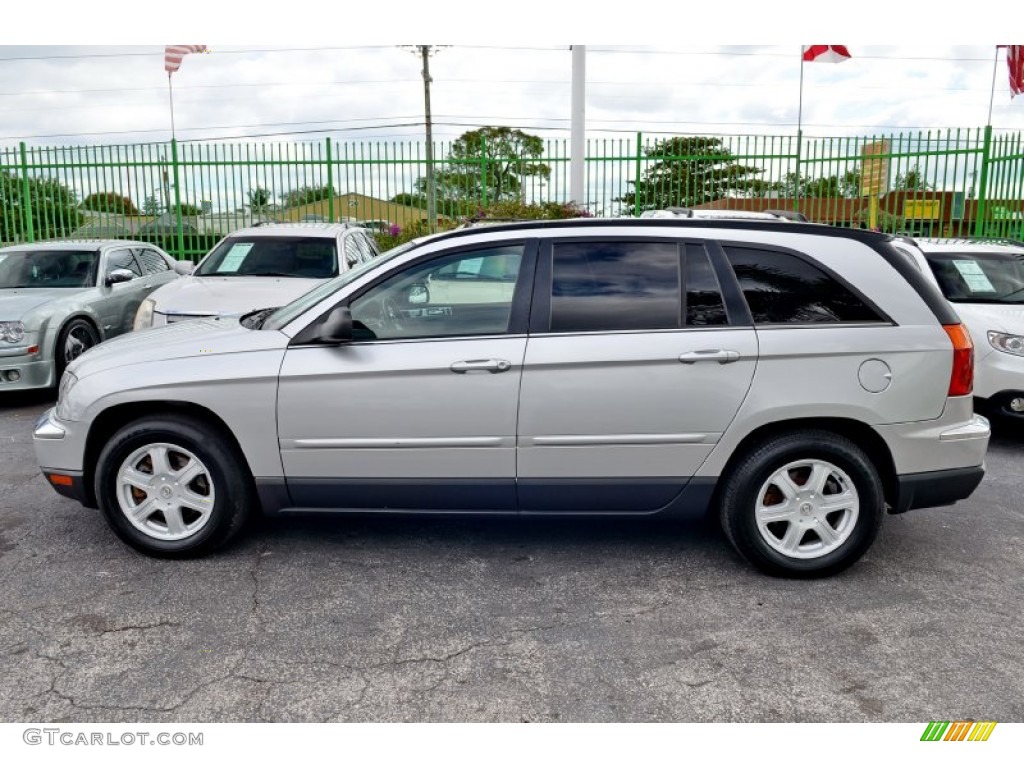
549, 241, 681, 332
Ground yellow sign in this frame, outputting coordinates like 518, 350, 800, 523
904, 200, 942, 220
860, 140, 890, 197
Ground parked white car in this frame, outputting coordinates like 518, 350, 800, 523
896, 238, 1024, 421
133, 223, 379, 329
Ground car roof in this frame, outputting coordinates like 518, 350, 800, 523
0, 239, 163, 253
413, 217, 891, 249
915, 238, 1024, 255
228, 222, 366, 238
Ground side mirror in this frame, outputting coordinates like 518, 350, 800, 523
407, 282, 430, 305
173, 260, 195, 276
315, 306, 353, 344
105, 268, 135, 286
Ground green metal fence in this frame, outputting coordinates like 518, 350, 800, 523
2, 128, 1022, 259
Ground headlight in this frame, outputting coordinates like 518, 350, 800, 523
134, 299, 155, 330
0, 320, 25, 343
55, 372, 78, 421
987, 331, 1024, 357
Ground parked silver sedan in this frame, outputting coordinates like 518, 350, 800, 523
0, 240, 187, 391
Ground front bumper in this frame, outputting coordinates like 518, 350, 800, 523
39, 467, 91, 505
0, 352, 55, 391
974, 347, 1024, 402
34, 408, 93, 506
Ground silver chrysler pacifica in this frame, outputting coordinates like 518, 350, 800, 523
33, 217, 990, 577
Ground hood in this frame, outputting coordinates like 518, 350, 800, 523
149, 275, 324, 316
0, 288, 77, 319
69, 316, 289, 381
956, 303, 1024, 335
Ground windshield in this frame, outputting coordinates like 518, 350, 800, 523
195, 236, 338, 278
925, 251, 1024, 304
262, 240, 421, 330
0, 249, 98, 289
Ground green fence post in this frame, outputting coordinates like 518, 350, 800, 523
19, 142, 35, 242
170, 139, 185, 258
974, 125, 993, 237
480, 140, 489, 209
793, 129, 803, 214
634, 132, 643, 217
326, 138, 335, 223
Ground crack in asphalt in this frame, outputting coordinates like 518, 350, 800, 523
97, 620, 181, 636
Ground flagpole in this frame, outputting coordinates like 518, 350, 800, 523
797, 53, 805, 139
987, 46, 999, 126
167, 72, 177, 139
795, 49, 805, 209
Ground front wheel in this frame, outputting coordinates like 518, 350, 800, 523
94, 415, 254, 557
718, 430, 884, 578
55, 318, 99, 380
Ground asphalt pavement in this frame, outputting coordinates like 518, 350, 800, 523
1, 391, 1021, 722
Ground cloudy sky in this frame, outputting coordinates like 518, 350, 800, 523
0, 43, 1020, 147
0, 6, 1017, 215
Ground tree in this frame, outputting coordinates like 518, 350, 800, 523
417, 126, 551, 205
142, 194, 162, 216
248, 187, 272, 211
171, 202, 203, 216
279, 185, 336, 209
0, 170, 83, 241
81, 191, 139, 215
617, 137, 767, 215
773, 169, 861, 199
893, 165, 932, 191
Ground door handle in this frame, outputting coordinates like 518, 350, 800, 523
450, 359, 513, 374
679, 349, 741, 364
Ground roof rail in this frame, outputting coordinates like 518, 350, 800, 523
638, 208, 693, 219
763, 209, 809, 223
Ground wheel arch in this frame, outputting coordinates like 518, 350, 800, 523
82, 400, 254, 508
55, 312, 103, 347
714, 417, 899, 512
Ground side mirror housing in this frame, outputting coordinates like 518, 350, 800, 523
173, 260, 195, 275
105, 268, 135, 286
315, 306, 353, 344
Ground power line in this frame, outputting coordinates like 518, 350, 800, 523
0, 45, 396, 63
0, 45, 1002, 65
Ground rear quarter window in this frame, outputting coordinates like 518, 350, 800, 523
724, 246, 886, 325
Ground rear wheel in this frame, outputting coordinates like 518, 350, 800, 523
94, 415, 253, 557
718, 430, 884, 578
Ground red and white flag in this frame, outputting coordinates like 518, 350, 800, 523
802, 45, 852, 63
165, 45, 208, 74
1008, 45, 1024, 98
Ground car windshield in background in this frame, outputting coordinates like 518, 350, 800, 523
262, 240, 418, 331
925, 251, 1024, 304
0, 250, 98, 289
194, 236, 338, 279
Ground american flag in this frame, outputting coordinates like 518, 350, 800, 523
165, 45, 208, 74
1008, 46, 1023, 98
802, 45, 852, 63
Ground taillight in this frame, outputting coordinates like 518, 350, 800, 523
943, 323, 974, 397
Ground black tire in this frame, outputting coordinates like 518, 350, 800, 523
55, 318, 99, 381
718, 430, 884, 578
94, 415, 254, 558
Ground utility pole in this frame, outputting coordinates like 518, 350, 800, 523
420, 45, 437, 231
